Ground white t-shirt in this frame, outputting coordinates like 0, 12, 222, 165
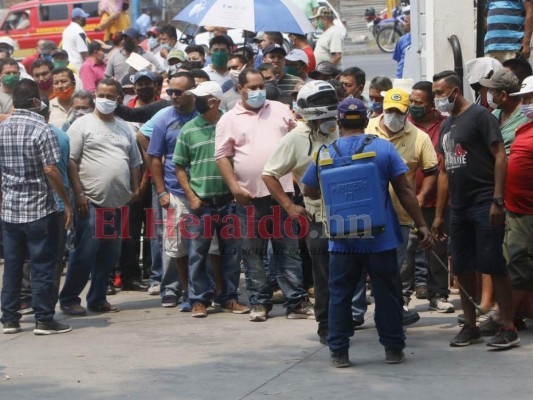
202, 65, 231, 87
62, 22, 88, 71
314, 25, 344, 66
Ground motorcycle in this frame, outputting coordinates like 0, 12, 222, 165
375, 3, 410, 53
364, 7, 386, 39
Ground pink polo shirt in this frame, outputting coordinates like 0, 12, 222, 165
79, 58, 106, 93
215, 100, 295, 198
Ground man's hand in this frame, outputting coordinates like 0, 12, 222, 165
75, 194, 90, 218
159, 193, 171, 209
522, 43, 531, 59
286, 203, 312, 221
160, 48, 169, 59
416, 193, 425, 208
188, 195, 204, 212
232, 187, 254, 207
489, 203, 505, 226
417, 226, 434, 250
431, 216, 448, 241
64, 203, 74, 230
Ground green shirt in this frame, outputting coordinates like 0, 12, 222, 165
492, 107, 529, 154
294, 0, 319, 18
172, 112, 229, 198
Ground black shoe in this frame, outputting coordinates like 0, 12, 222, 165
353, 319, 364, 330
402, 310, 420, 326
487, 327, 520, 349
479, 317, 503, 337
450, 325, 483, 347
60, 303, 87, 316
514, 317, 527, 331
88, 301, 119, 313
3, 321, 21, 334
385, 348, 405, 364
121, 279, 149, 291
318, 326, 328, 345
34, 320, 72, 335
319, 334, 327, 345
330, 351, 351, 368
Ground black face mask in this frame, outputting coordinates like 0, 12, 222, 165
136, 87, 155, 103
188, 61, 204, 70
122, 3, 130, 11
124, 39, 136, 53
195, 96, 211, 114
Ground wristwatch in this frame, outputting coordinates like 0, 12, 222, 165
492, 197, 505, 207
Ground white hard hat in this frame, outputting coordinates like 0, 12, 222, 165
0, 36, 15, 49
296, 81, 339, 121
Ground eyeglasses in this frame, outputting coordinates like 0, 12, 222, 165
166, 89, 184, 97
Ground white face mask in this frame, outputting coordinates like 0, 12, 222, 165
521, 103, 533, 119
229, 68, 242, 85
487, 91, 498, 109
434, 90, 456, 113
319, 119, 337, 135
95, 97, 117, 115
383, 112, 406, 133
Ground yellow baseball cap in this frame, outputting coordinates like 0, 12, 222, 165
382, 88, 410, 113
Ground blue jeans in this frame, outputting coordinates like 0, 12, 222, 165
186, 203, 241, 305
328, 250, 405, 353
236, 197, 307, 310
149, 184, 164, 285
60, 204, 122, 308
1, 213, 59, 323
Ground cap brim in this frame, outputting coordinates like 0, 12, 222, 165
383, 102, 408, 113
478, 78, 499, 89
510, 89, 533, 97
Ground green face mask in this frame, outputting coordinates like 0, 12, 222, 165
53, 61, 68, 69
2, 74, 19, 88
285, 66, 300, 76
409, 105, 427, 121
211, 51, 229, 68
317, 19, 324, 30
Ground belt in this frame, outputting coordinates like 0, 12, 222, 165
201, 193, 234, 206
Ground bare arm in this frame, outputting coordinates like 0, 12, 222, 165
216, 157, 254, 206
176, 164, 202, 211
130, 166, 140, 201
417, 174, 437, 207
44, 164, 73, 229
148, 154, 170, 209
330, 53, 342, 65
489, 141, 507, 226
302, 184, 320, 200
432, 164, 449, 240
522, 0, 533, 58
68, 158, 90, 218
391, 173, 433, 249
263, 175, 311, 219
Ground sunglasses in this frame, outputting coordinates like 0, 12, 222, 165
166, 89, 184, 97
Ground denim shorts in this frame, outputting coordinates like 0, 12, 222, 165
504, 212, 533, 291
449, 201, 507, 276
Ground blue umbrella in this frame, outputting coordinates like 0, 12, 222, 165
173, 0, 315, 35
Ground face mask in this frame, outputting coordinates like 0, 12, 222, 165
42, 54, 52, 61
29, 98, 48, 114
285, 66, 299, 76
124, 39, 136, 53
319, 120, 337, 135
53, 61, 68, 69
521, 103, 533, 119
95, 97, 117, 115
161, 43, 171, 50
434, 90, 456, 113
38, 78, 53, 91
148, 38, 159, 50
2, 74, 19, 88
52, 86, 75, 101
317, 19, 324, 30
136, 87, 155, 103
383, 112, 406, 133
195, 96, 212, 114
229, 68, 241, 85
211, 51, 229, 68
368, 101, 383, 114
409, 105, 427, 122
73, 108, 92, 118
245, 89, 267, 109
487, 91, 499, 109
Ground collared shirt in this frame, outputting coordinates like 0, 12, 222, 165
367, 116, 438, 224
202, 65, 231, 88
408, 112, 446, 208
49, 97, 72, 130
278, 73, 304, 95
492, 106, 529, 154
215, 100, 296, 198
173, 111, 230, 198
220, 88, 241, 111
79, 57, 106, 93
0, 109, 60, 223
263, 121, 338, 221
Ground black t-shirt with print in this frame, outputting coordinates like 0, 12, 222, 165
438, 104, 503, 208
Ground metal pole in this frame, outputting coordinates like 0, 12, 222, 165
387, 0, 396, 18
477, 0, 486, 57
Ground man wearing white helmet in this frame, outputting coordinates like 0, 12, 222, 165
262, 80, 339, 343
0, 36, 32, 79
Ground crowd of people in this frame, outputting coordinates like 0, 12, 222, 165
0, 2, 532, 369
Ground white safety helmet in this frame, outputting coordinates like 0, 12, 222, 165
296, 81, 339, 121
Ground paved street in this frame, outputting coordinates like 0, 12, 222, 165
1, 273, 532, 400
344, 49, 397, 80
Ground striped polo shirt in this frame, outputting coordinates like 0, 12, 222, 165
484, 0, 527, 53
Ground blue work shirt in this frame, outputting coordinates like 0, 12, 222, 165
50, 125, 70, 212
302, 134, 408, 254
146, 106, 197, 197
393, 33, 411, 78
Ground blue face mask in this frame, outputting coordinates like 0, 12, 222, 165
245, 89, 267, 109
148, 38, 159, 50
161, 43, 171, 50
369, 100, 383, 114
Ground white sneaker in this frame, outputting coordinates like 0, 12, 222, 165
147, 283, 160, 295
429, 297, 455, 313
249, 304, 268, 322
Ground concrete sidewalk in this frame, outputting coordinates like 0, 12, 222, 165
1, 281, 532, 400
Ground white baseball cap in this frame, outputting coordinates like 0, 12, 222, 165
510, 76, 533, 97
285, 49, 309, 65
0, 36, 15, 49
188, 81, 223, 100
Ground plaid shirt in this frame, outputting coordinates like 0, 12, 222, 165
0, 109, 61, 223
